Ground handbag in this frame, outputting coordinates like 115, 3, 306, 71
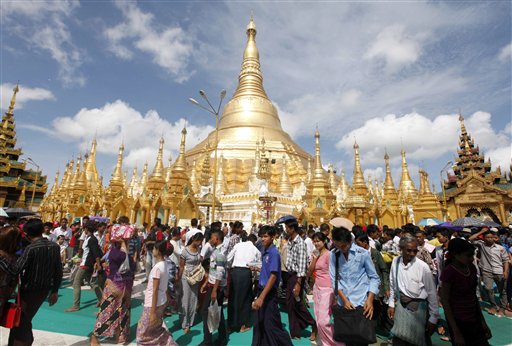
332, 251, 377, 344
118, 251, 131, 274
390, 257, 428, 346
207, 300, 221, 333
1, 276, 21, 329
185, 263, 205, 286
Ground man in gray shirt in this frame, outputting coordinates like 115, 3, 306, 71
470, 228, 509, 315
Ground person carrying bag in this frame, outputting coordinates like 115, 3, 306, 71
332, 251, 377, 345
329, 226, 380, 346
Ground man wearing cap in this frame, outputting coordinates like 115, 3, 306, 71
284, 217, 317, 341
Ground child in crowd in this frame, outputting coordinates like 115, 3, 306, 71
165, 243, 179, 316
137, 240, 177, 345
57, 235, 67, 266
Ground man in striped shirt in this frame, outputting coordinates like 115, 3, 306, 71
0, 218, 62, 345
284, 218, 317, 341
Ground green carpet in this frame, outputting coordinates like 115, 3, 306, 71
32, 286, 512, 346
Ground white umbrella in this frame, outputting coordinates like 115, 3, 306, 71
0, 208, 9, 217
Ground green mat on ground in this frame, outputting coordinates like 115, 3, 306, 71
32, 286, 512, 346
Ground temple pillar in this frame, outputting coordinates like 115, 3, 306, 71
129, 209, 136, 224
140, 209, 147, 225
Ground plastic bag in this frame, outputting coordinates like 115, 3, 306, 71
207, 300, 221, 333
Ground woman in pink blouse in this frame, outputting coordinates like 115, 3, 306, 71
308, 232, 345, 346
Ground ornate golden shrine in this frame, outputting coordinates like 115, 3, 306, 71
40, 18, 512, 227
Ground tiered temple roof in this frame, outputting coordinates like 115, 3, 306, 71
0, 84, 48, 209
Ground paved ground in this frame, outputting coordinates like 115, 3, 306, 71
1, 271, 511, 346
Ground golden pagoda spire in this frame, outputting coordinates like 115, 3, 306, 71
423, 170, 433, 194
6, 83, 19, 116
129, 166, 138, 196
306, 158, 312, 183
76, 158, 88, 190
150, 137, 165, 179
165, 156, 173, 183
110, 143, 124, 186
200, 144, 212, 186
85, 136, 99, 188
173, 127, 187, 172
339, 166, 350, 199
59, 162, 70, 195
140, 162, 149, 190
231, 16, 268, 101
278, 155, 292, 195
49, 170, 60, 196
328, 163, 339, 194
123, 171, 128, 187
383, 150, 396, 191
352, 141, 366, 188
312, 127, 327, 182
398, 149, 417, 201
71, 155, 82, 189
418, 169, 426, 195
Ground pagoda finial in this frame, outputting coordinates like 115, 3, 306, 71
200, 145, 212, 186
129, 166, 138, 196
150, 137, 165, 179
189, 160, 199, 193
352, 139, 366, 188
110, 143, 124, 185
383, 150, 396, 191
173, 127, 188, 172
313, 127, 327, 181
215, 155, 226, 195
278, 155, 292, 195
49, 170, 60, 196
328, 163, 339, 194
231, 15, 268, 101
6, 82, 19, 115
398, 149, 417, 201
140, 162, 149, 190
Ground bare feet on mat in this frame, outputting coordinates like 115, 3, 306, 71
64, 307, 79, 312
90, 334, 100, 346
310, 327, 317, 341
240, 325, 251, 333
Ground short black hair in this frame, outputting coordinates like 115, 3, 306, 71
320, 223, 330, 232
332, 227, 352, 243
284, 219, 299, 232
191, 218, 198, 227
248, 234, 257, 243
171, 227, 181, 238
24, 219, 44, 237
260, 225, 277, 237
155, 240, 173, 257
43, 222, 53, 229
367, 224, 379, 235
356, 234, 370, 244
436, 228, 451, 238
211, 229, 224, 242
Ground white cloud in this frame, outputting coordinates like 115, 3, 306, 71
51, 100, 213, 170
364, 24, 428, 72
0, 83, 55, 110
104, 2, 194, 82
336, 111, 510, 166
1, 0, 84, 86
340, 89, 362, 108
487, 145, 512, 173
498, 43, 511, 62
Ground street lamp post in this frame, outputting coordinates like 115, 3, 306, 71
25, 157, 40, 210
189, 89, 226, 223
440, 160, 453, 221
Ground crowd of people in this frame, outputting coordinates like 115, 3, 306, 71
0, 214, 510, 346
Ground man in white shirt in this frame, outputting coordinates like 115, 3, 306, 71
304, 229, 315, 262
227, 234, 261, 332
185, 218, 202, 245
52, 218, 73, 260
388, 236, 439, 346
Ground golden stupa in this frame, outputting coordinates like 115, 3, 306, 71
40, 17, 512, 227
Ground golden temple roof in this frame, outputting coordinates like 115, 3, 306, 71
398, 149, 417, 202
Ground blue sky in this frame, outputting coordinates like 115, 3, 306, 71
1, 1, 511, 191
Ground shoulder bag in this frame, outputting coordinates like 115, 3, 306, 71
1, 276, 21, 329
332, 251, 377, 344
185, 248, 205, 286
390, 256, 428, 346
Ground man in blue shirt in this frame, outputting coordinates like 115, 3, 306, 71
251, 225, 293, 346
330, 226, 380, 346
